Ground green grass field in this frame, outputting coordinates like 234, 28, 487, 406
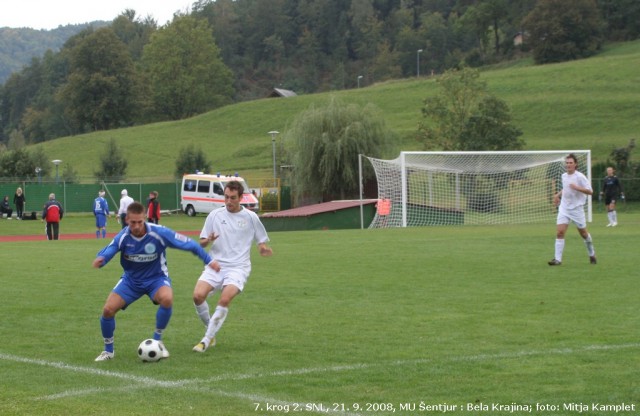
1, 212, 639, 415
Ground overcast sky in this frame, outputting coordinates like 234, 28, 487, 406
0, 0, 194, 30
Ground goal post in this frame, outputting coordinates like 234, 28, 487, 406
360, 150, 592, 228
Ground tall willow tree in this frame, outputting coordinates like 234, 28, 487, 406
285, 96, 394, 203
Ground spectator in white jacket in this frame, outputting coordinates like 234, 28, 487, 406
118, 189, 134, 229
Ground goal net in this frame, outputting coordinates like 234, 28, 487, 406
363, 151, 591, 228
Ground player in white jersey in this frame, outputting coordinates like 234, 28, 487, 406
192, 180, 272, 352
548, 154, 596, 266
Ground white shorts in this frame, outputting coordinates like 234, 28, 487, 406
556, 205, 587, 229
198, 264, 251, 293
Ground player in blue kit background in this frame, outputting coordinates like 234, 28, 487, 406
93, 190, 110, 238
92, 201, 218, 361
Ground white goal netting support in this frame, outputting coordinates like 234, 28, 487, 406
361, 151, 592, 228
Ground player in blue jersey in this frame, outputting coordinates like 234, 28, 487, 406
93, 190, 110, 238
92, 201, 219, 362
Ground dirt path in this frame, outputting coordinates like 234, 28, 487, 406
0, 230, 199, 242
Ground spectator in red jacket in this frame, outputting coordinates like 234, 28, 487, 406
147, 191, 160, 224
42, 193, 64, 240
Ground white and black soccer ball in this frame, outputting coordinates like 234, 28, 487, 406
137, 339, 163, 362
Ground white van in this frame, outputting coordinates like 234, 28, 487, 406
181, 173, 259, 216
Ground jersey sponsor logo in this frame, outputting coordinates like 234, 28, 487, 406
144, 243, 156, 254
124, 253, 158, 262
237, 219, 247, 228
174, 232, 189, 242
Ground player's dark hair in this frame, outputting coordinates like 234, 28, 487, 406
127, 201, 145, 214
225, 180, 244, 196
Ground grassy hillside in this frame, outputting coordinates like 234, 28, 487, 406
34, 40, 640, 181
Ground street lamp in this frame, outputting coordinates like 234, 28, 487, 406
417, 49, 423, 77
268, 131, 279, 182
357, 75, 363, 88
51, 159, 62, 184
35, 167, 42, 184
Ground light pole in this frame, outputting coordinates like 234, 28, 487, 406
51, 159, 62, 184
357, 75, 363, 88
417, 49, 423, 77
268, 131, 279, 182
35, 167, 42, 184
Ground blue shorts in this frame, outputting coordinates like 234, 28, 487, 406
112, 276, 172, 307
95, 213, 107, 228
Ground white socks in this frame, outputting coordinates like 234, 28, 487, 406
608, 210, 618, 224
204, 306, 228, 344
554, 235, 594, 261
554, 239, 565, 262
583, 233, 595, 257
195, 302, 210, 326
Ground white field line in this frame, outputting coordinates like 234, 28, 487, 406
2, 342, 639, 415
0, 351, 362, 416
197, 342, 640, 383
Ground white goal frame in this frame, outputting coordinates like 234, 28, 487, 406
359, 150, 592, 228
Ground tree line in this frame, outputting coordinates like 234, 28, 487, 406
0, 24, 100, 84
1, 12, 232, 145
1, 0, 639, 147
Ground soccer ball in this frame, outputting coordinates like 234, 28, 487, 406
137, 339, 163, 362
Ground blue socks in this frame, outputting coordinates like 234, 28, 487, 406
100, 306, 172, 352
100, 316, 115, 353
153, 306, 172, 340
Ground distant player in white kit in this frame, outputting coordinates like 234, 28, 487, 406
192, 180, 272, 352
548, 153, 596, 266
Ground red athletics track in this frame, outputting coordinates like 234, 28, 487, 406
0, 230, 200, 243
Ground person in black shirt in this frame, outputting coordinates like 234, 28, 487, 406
599, 167, 624, 227
13, 187, 26, 219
